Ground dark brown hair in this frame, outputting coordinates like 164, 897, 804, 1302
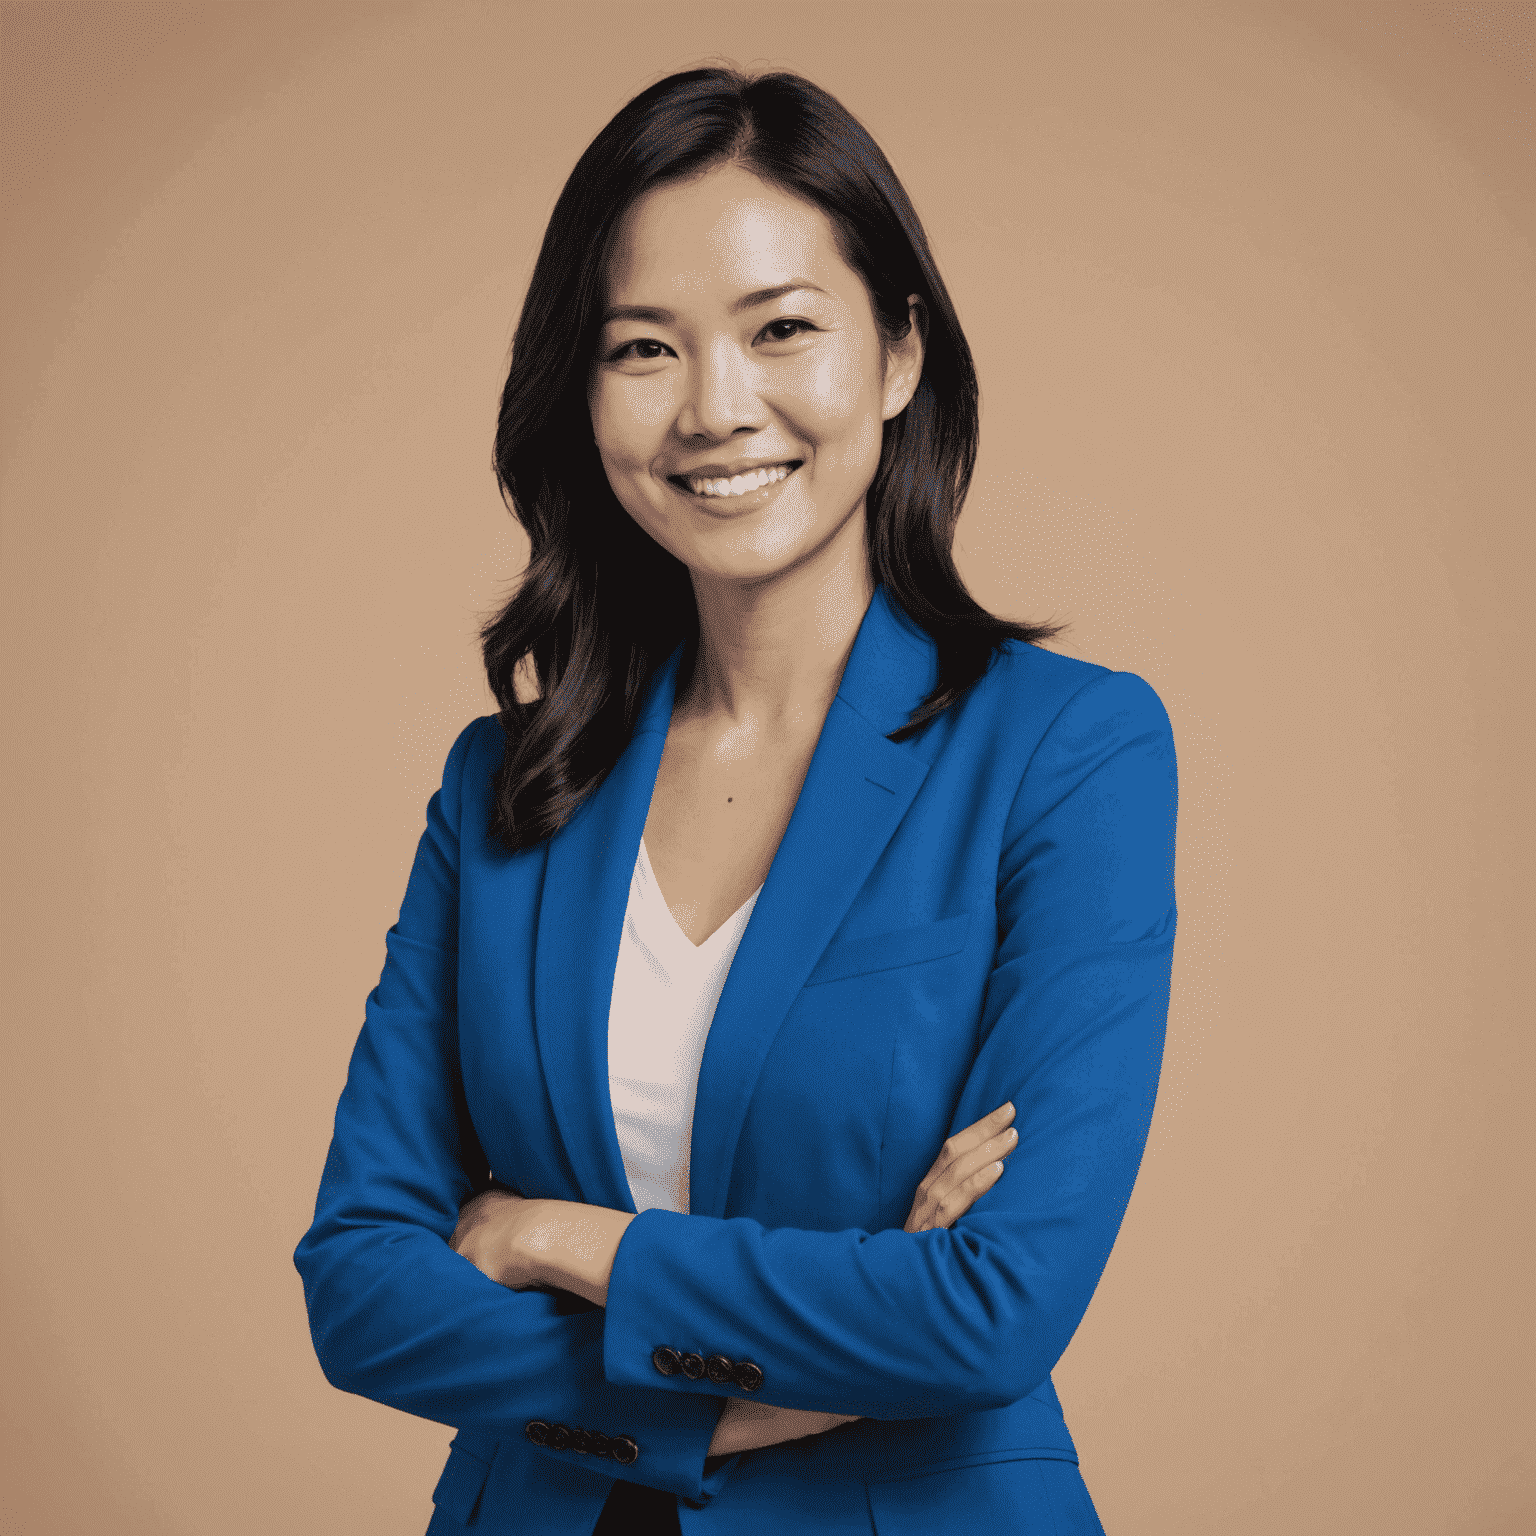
482, 66, 1061, 853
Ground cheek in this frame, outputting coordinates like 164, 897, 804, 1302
590, 377, 676, 460
791, 344, 884, 474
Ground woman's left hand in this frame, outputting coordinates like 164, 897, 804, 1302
449, 1186, 546, 1290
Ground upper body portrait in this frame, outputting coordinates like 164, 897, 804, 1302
294, 64, 1178, 1535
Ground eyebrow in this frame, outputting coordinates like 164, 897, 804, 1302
600, 282, 829, 326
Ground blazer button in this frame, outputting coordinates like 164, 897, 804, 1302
588, 1431, 612, 1459
524, 1419, 550, 1447
546, 1422, 572, 1450
652, 1346, 682, 1376
570, 1427, 592, 1454
732, 1360, 765, 1392
610, 1435, 640, 1466
679, 1352, 706, 1381
704, 1354, 735, 1385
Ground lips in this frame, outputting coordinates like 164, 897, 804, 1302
668, 460, 803, 499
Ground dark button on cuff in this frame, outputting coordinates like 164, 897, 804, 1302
528, 1418, 635, 1461
732, 1360, 765, 1391
679, 1351, 706, 1381
704, 1354, 735, 1385
652, 1345, 682, 1376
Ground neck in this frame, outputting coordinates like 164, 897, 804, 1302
679, 517, 875, 731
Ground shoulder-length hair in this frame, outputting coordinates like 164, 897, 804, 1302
482, 65, 1062, 854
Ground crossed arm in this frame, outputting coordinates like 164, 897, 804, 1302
299, 671, 1177, 1487
448, 1101, 1021, 1458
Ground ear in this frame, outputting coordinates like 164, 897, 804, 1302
881, 294, 927, 421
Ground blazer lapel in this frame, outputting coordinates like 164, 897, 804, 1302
531, 585, 938, 1220
532, 644, 684, 1214
688, 586, 938, 1220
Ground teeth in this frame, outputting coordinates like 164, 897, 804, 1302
685, 463, 794, 497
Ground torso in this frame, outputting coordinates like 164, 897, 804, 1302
642, 695, 826, 947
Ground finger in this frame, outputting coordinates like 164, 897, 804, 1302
905, 1158, 1005, 1233
929, 1158, 1010, 1230
905, 1124, 1018, 1232
941, 1122, 1019, 1192
951, 1101, 1016, 1152
902, 1104, 1016, 1235
920, 1120, 1019, 1208
910, 1155, 1009, 1232
933, 1102, 1015, 1175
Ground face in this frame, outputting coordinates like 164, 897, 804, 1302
588, 162, 922, 589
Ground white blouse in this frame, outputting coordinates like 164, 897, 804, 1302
606, 837, 763, 1215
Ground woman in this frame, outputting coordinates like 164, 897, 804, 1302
294, 66, 1177, 1534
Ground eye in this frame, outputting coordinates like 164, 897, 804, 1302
608, 338, 674, 362
758, 318, 816, 344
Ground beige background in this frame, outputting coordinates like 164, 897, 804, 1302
2, 2, 1531, 1531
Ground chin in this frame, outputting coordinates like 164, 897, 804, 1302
710, 511, 832, 577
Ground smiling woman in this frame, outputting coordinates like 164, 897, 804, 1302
590, 163, 919, 599
294, 65, 1177, 1536
476, 67, 1061, 859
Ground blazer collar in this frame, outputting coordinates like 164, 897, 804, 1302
532, 584, 937, 1216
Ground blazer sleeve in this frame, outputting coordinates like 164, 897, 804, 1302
600, 668, 1178, 1420
292, 717, 732, 1504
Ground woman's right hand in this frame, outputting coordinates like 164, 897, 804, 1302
705, 1102, 1020, 1461
903, 1102, 1018, 1233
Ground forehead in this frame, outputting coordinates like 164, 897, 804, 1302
604, 163, 855, 307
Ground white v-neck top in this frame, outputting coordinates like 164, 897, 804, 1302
606, 837, 764, 1215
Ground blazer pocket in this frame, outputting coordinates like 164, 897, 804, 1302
805, 912, 972, 987
430, 1436, 496, 1527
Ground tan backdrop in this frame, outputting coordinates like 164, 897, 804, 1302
2, 2, 1530, 1532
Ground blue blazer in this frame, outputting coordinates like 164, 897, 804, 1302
294, 584, 1178, 1534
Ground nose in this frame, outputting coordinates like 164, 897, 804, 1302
675, 336, 765, 442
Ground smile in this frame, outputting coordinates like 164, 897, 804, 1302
669, 461, 801, 499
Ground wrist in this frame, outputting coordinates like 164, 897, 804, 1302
707, 1399, 861, 1458
517, 1199, 635, 1307
508, 1198, 556, 1289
